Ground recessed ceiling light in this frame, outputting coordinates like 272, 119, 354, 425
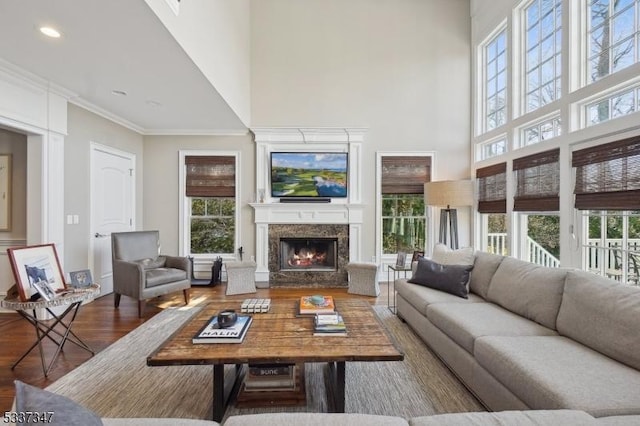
40, 26, 61, 38
112, 90, 128, 96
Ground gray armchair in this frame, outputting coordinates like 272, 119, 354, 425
111, 230, 191, 318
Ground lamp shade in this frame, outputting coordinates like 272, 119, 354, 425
424, 180, 473, 207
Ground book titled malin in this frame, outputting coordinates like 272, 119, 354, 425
192, 314, 252, 344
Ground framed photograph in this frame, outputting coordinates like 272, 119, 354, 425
32, 279, 56, 301
395, 251, 407, 268
411, 251, 425, 262
69, 269, 93, 288
7, 244, 66, 302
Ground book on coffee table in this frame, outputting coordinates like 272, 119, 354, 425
313, 313, 347, 336
298, 295, 335, 315
192, 314, 252, 344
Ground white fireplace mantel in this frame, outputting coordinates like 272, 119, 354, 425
250, 127, 367, 283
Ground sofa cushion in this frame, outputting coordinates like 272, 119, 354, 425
475, 336, 640, 417
408, 258, 473, 298
145, 268, 188, 288
432, 244, 475, 266
224, 413, 409, 426
594, 415, 640, 425
427, 302, 557, 354
486, 257, 568, 330
556, 270, 640, 371
395, 279, 485, 316
14, 380, 103, 426
469, 251, 504, 299
409, 410, 596, 426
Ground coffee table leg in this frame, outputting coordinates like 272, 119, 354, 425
327, 361, 346, 412
213, 364, 225, 422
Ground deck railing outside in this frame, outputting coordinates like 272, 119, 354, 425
487, 233, 640, 285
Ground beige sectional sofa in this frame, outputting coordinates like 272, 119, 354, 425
395, 250, 640, 424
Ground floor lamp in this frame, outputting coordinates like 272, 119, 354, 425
424, 180, 473, 249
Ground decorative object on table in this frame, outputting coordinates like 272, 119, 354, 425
238, 246, 244, 261
192, 314, 252, 344
411, 251, 425, 262
313, 312, 347, 336
216, 309, 238, 328
69, 269, 93, 288
395, 251, 407, 268
31, 279, 57, 301
423, 179, 474, 249
241, 298, 271, 313
7, 243, 66, 302
298, 295, 335, 315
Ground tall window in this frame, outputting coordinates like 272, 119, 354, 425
573, 136, 640, 284
513, 148, 561, 266
524, 0, 562, 112
484, 30, 508, 131
380, 156, 430, 254
477, 163, 508, 254
185, 155, 236, 255
586, 83, 640, 125
588, 0, 640, 83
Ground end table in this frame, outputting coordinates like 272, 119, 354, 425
1, 284, 100, 377
387, 265, 412, 314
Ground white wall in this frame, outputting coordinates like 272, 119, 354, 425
64, 104, 144, 272
142, 135, 255, 257
250, 0, 473, 256
145, 0, 252, 126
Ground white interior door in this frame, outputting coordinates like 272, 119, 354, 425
90, 144, 135, 296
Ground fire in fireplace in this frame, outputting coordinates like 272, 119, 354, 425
280, 238, 338, 271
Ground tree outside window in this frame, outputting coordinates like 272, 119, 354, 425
190, 198, 235, 254
382, 194, 426, 254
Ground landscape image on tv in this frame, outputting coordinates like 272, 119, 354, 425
271, 152, 348, 197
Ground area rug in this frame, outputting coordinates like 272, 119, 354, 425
46, 304, 483, 421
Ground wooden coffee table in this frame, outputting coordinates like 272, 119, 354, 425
147, 297, 404, 422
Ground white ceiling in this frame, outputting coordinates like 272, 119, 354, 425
0, 0, 248, 134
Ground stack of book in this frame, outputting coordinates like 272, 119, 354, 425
191, 314, 252, 344
313, 312, 347, 336
244, 364, 296, 392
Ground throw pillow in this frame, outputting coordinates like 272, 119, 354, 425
431, 243, 475, 266
408, 257, 473, 298
14, 380, 103, 426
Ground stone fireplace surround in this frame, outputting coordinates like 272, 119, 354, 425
269, 224, 349, 287
250, 128, 366, 286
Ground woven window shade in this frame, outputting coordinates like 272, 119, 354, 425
185, 156, 235, 197
476, 162, 507, 213
513, 148, 559, 211
381, 156, 432, 194
572, 137, 640, 210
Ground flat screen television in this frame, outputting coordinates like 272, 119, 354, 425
270, 152, 348, 198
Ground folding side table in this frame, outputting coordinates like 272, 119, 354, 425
1, 284, 100, 377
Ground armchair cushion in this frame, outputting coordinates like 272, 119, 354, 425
146, 268, 188, 288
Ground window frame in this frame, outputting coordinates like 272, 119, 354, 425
179, 150, 241, 261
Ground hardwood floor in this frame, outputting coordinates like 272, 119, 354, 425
0, 283, 391, 412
